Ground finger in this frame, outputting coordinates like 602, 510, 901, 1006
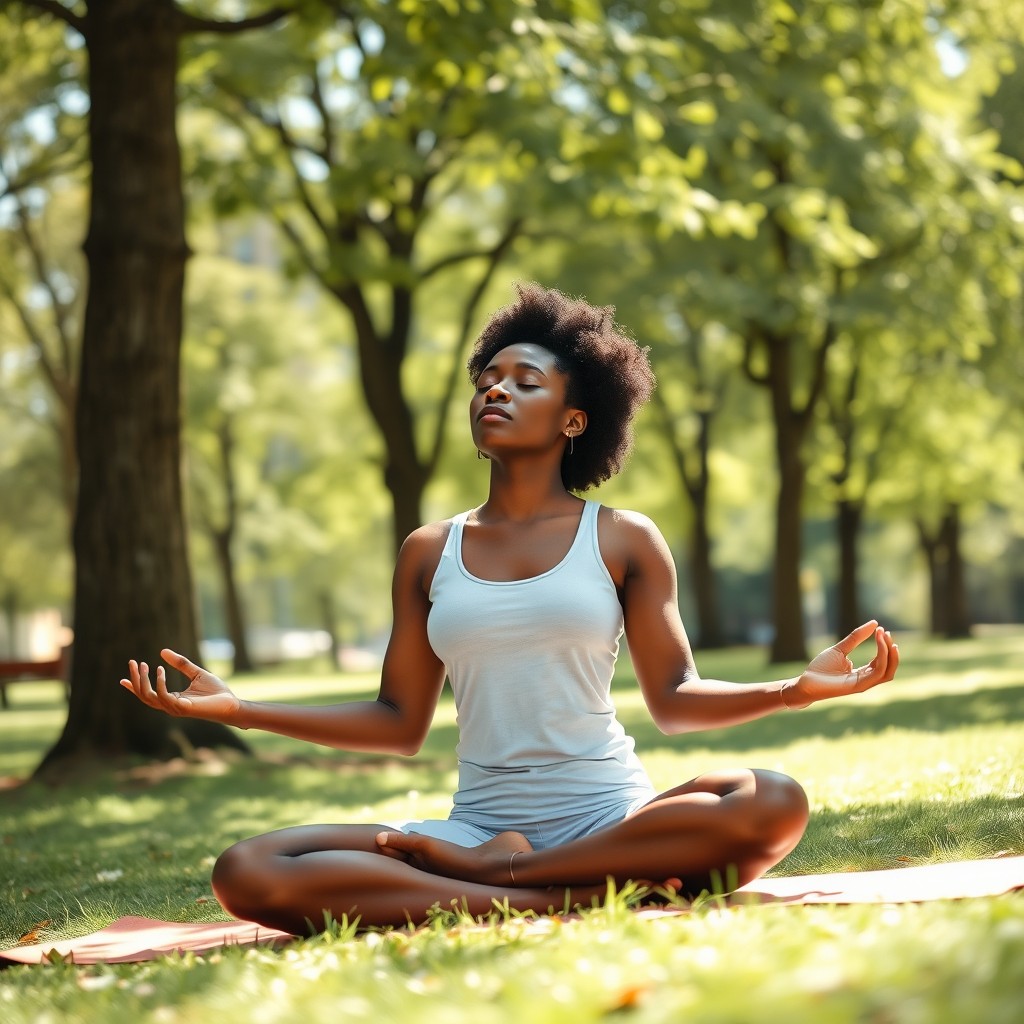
155, 665, 171, 701
879, 633, 899, 682
138, 661, 155, 697
865, 627, 889, 684
161, 648, 200, 679
834, 620, 878, 657
859, 628, 897, 690
375, 830, 425, 855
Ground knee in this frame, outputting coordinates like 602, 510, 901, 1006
747, 769, 809, 846
211, 839, 273, 920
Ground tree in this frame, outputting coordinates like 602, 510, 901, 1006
11, 0, 291, 775
602, 0, 1024, 660
189, 1, 714, 553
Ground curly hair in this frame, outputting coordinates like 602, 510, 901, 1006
467, 283, 656, 492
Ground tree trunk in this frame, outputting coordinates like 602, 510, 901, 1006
767, 341, 808, 664
210, 418, 254, 674
688, 483, 724, 649
37, 0, 247, 776
835, 498, 863, 638
339, 284, 428, 554
2, 590, 16, 659
318, 588, 341, 671
771, 439, 807, 662
940, 504, 972, 638
211, 528, 255, 674
916, 519, 947, 636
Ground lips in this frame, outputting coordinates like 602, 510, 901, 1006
477, 407, 511, 421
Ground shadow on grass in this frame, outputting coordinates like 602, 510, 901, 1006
781, 792, 1024, 874
625, 682, 1024, 756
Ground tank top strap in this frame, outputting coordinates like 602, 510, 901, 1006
443, 510, 470, 558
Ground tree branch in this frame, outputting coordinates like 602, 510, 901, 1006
309, 62, 335, 166
650, 385, 699, 502
15, 202, 74, 376
176, 5, 292, 36
0, 271, 65, 402
425, 217, 524, 476
17, 0, 85, 35
218, 85, 334, 242
797, 268, 844, 425
276, 215, 327, 283
742, 329, 770, 385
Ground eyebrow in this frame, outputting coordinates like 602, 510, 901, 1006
482, 360, 549, 376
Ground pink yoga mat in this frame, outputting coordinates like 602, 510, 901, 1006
3, 856, 1022, 966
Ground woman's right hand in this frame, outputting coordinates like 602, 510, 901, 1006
120, 649, 241, 723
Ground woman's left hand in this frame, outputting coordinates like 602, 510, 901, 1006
781, 622, 899, 709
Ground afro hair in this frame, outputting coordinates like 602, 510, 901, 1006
467, 283, 655, 491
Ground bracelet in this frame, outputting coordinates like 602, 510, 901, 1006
509, 850, 520, 887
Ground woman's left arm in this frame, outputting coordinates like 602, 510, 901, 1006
614, 512, 899, 734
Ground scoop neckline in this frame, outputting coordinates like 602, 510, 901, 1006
455, 501, 592, 585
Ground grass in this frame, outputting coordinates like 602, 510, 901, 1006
1, 628, 1022, 1021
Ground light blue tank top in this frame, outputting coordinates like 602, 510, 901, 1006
427, 500, 654, 827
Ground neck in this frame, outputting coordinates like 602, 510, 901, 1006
478, 460, 577, 523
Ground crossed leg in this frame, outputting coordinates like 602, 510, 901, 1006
211, 768, 808, 934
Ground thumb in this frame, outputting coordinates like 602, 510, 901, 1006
375, 830, 423, 854
833, 621, 878, 657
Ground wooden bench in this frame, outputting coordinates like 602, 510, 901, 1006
0, 654, 69, 709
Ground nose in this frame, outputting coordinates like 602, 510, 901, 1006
484, 383, 510, 402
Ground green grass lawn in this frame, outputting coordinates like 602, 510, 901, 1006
1, 628, 1022, 1022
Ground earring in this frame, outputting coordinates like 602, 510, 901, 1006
565, 432, 574, 456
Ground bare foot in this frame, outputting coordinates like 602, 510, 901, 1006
376, 829, 533, 886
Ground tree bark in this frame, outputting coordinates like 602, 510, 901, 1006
688, 489, 725, 649
835, 498, 863, 637
37, 0, 248, 776
318, 588, 341, 671
337, 282, 429, 554
916, 519, 947, 636
211, 528, 255, 674
210, 418, 255, 674
940, 504, 972, 638
766, 335, 809, 664
770, 426, 807, 663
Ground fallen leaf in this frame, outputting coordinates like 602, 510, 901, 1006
609, 984, 650, 1010
18, 920, 51, 944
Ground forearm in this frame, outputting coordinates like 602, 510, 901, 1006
232, 697, 424, 755
651, 676, 799, 734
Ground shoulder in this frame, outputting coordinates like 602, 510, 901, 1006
596, 504, 668, 549
595, 505, 674, 586
395, 516, 458, 594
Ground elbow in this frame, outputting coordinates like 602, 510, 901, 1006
391, 727, 429, 757
649, 704, 695, 736
649, 707, 678, 735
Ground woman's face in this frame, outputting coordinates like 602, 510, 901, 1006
470, 343, 584, 458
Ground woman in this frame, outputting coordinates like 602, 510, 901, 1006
121, 283, 899, 934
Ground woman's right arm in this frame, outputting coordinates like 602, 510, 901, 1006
119, 524, 449, 756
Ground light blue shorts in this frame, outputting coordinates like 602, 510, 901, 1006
394, 791, 653, 851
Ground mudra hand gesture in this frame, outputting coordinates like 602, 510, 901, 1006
120, 650, 240, 723
782, 621, 899, 710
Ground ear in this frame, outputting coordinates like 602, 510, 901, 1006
564, 409, 587, 437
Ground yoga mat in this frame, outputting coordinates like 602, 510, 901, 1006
3, 856, 1022, 966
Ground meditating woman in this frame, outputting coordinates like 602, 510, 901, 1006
121, 283, 899, 934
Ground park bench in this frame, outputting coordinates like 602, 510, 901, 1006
0, 652, 69, 709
